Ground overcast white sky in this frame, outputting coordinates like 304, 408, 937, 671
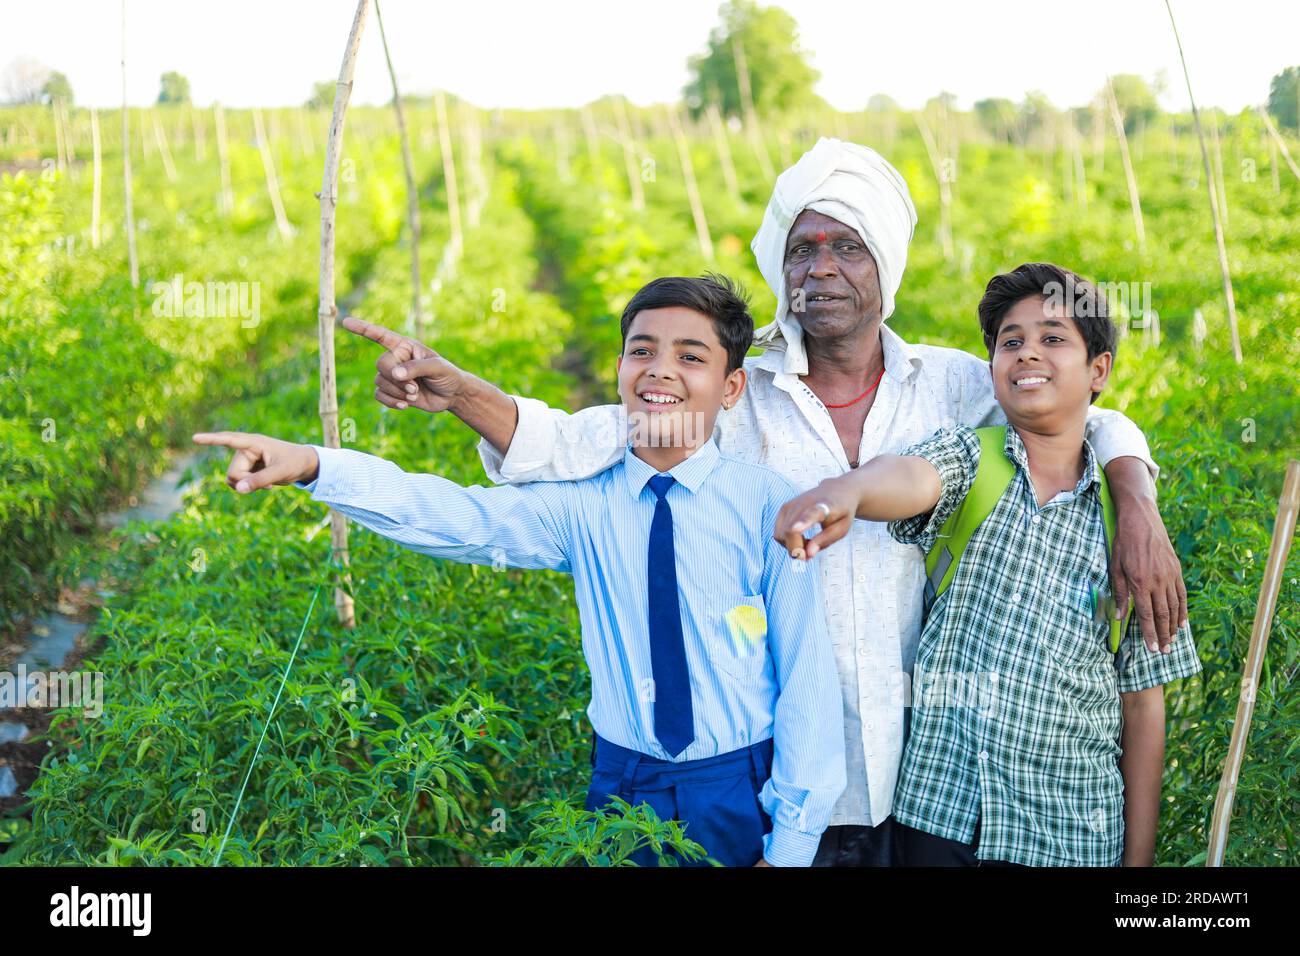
4, 0, 1296, 112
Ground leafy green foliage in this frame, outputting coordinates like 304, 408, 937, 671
684, 0, 822, 119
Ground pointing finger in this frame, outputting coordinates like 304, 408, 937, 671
194, 431, 259, 451
342, 315, 405, 350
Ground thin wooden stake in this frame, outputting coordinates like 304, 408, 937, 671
1267, 126, 1280, 193
1257, 106, 1300, 183
667, 106, 713, 261
318, 0, 372, 629
152, 111, 178, 182
90, 107, 102, 248
1166, 0, 1242, 363
434, 89, 463, 258
1210, 113, 1229, 229
614, 96, 645, 211
915, 111, 954, 263
375, 0, 421, 329
732, 36, 773, 182
580, 105, 600, 172
1207, 460, 1300, 866
120, 0, 138, 288
253, 107, 294, 239
214, 103, 233, 215
705, 103, 740, 201
1104, 76, 1146, 253
554, 116, 572, 183
191, 104, 205, 161
61, 101, 76, 165
52, 101, 67, 175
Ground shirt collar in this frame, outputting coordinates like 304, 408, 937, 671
752, 322, 924, 386
1002, 425, 1102, 497
621, 436, 723, 500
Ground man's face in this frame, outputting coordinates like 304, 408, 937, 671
616, 307, 745, 448
782, 209, 883, 340
990, 296, 1112, 428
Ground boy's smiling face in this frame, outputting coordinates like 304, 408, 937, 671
617, 306, 745, 450
991, 296, 1112, 428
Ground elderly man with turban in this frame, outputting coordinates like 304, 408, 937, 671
347, 138, 1187, 867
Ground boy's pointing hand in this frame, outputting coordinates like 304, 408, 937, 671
342, 315, 465, 414
192, 432, 320, 493
775, 476, 858, 560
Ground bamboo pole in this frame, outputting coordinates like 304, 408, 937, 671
554, 115, 572, 183
296, 109, 314, 157
253, 107, 294, 239
1268, 127, 1280, 193
463, 104, 486, 227
614, 96, 645, 211
705, 103, 740, 201
1257, 106, 1300, 183
61, 101, 76, 164
318, 0, 372, 629
666, 106, 713, 261
1091, 102, 1106, 175
90, 107, 102, 248
375, 0, 421, 329
214, 103, 233, 215
191, 104, 205, 161
1207, 460, 1300, 866
915, 111, 954, 263
732, 36, 774, 182
1166, 1, 1242, 364
1104, 77, 1146, 253
152, 111, 178, 182
120, 1, 138, 288
1210, 113, 1228, 228
52, 101, 67, 175
580, 104, 600, 172
1069, 117, 1088, 211
434, 89, 463, 258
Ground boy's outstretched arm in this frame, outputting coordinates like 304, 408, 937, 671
773, 454, 941, 560
1119, 685, 1166, 867
192, 431, 574, 572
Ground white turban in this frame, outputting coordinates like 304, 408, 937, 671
750, 137, 918, 375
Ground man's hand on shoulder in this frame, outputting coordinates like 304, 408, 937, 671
342, 315, 466, 415
192, 432, 319, 493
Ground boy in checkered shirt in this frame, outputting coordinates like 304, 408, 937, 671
774, 262, 1201, 866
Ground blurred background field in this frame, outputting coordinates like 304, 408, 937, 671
0, 0, 1297, 865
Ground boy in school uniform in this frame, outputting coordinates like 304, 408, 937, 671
194, 274, 846, 867
773, 262, 1201, 866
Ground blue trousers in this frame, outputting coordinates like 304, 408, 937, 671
585, 733, 774, 867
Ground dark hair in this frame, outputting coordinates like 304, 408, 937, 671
977, 262, 1117, 404
619, 273, 753, 374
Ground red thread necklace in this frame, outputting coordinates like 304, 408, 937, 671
821, 366, 886, 408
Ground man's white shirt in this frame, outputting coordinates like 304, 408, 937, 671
478, 325, 1157, 828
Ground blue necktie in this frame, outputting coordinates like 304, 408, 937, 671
647, 474, 694, 757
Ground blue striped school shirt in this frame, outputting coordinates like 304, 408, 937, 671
295, 436, 846, 866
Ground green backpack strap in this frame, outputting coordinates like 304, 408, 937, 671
922, 426, 1013, 617
1095, 468, 1134, 653
920, 425, 1132, 654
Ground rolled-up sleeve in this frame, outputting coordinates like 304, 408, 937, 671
888, 426, 981, 554
756, 476, 847, 866
298, 444, 573, 572
478, 396, 627, 484
1117, 618, 1203, 694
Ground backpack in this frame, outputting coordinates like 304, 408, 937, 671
921, 426, 1132, 653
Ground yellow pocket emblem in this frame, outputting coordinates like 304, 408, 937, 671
725, 603, 768, 656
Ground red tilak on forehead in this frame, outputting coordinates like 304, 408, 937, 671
816, 230, 827, 242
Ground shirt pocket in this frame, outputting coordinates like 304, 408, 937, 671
707, 594, 770, 680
